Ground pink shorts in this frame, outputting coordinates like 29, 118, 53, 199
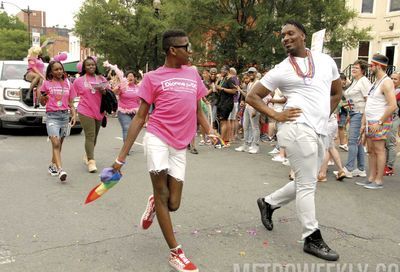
366, 119, 392, 140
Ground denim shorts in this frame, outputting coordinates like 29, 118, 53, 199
143, 132, 186, 182
46, 111, 69, 138
338, 108, 348, 128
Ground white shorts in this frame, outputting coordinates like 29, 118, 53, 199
327, 118, 338, 148
143, 132, 186, 182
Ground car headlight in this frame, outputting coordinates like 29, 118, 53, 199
4, 88, 21, 100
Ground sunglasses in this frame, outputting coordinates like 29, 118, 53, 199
172, 43, 192, 52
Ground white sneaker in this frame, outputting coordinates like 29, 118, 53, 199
48, 163, 59, 176
235, 145, 249, 152
248, 145, 260, 154
339, 144, 349, 152
282, 158, 290, 166
272, 155, 285, 162
352, 168, 367, 177
58, 170, 67, 183
333, 167, 353, 178
268, 147, 280, 156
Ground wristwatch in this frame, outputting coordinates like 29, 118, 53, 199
378, 120, 383, 125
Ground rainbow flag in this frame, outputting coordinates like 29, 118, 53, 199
208, 133, 226, 147
85, 168, 122, 204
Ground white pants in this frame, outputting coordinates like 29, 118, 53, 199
264, 123, 326, 239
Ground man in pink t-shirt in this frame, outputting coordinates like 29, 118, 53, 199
111, 30, 212, 272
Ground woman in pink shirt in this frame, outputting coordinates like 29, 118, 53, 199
40, 61, 77, 183
111, 30, 213, 272
112, 71, 141, 143
72, 57, 108, 173
25, 46, 46, 106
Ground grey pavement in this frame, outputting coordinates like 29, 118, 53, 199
0, 118, 399, 272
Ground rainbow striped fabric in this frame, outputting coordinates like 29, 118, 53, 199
366, 119, 392, 140
85, 168, 122, 204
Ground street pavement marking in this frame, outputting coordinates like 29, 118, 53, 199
0, 245, 15, 265
114, 137, 143, 146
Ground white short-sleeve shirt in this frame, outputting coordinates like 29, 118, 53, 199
260, 51, 339, 136
344, 76, 371, 113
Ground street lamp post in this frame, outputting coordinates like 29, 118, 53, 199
153, 0, 161, 70
1, 1, 32, 47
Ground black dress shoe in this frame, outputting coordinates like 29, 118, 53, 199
257, 198, 279, 231
303, 229, 339, 261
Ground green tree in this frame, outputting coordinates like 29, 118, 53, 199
162, 0, 370, 70
0, 12, 29, 60
74, 0, 166, 70
74, 0, 370, 71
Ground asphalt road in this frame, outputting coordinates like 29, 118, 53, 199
0, 118, 399, 272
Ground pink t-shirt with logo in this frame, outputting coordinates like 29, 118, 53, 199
138, 66, 207, 150
72, 74, 108, 121
118, 83, 140, 112
41, 79, 76, 112
28, 57, 45, 75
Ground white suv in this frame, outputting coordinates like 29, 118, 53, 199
0, 60, 81, 132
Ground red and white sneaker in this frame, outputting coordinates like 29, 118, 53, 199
384, 166, 394, 176
169, 245, 198, 272
140, 195, 156, 230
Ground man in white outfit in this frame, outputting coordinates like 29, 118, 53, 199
246, 20, 342, 261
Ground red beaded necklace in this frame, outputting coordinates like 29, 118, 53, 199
288, 49, 315, 85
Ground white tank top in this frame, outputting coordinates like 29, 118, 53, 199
365, 76, 390, 121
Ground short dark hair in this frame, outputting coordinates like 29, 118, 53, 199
284, 20, 307, 36
80, 56, 100, 76
125, 70, 141, 83
353, 59, 369, 73
125, 70, 135, 77
221, 65, 230, 72
162, 29, 187, 53
339, 73, 347, 80
46, 60, 66, 81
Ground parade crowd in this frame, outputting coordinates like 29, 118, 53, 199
22, 22, 400, 272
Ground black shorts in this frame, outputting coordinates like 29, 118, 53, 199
217, 102, 234, 120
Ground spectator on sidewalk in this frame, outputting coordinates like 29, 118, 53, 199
338, 73, 350, 151
358, 54, 397, 189
342, 60, 371, 178
384, 72, 400, 176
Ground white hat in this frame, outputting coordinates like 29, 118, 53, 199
247, 67, 257, 73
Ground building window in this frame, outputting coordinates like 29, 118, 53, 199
331, 47, 343, 71
389, 0, 400, 12
361, 0, 374, 13
358, 41, 370, 62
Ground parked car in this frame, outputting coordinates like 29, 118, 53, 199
0, 60, 82, 133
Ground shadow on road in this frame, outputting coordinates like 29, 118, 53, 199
0, 128, 47, 137
0, 128, 82, 137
